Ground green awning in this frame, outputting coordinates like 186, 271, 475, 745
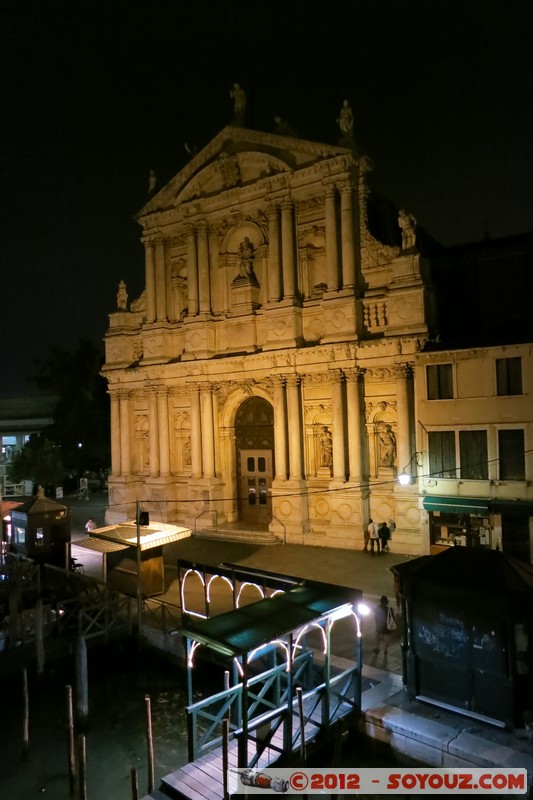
423, 495, 490, 515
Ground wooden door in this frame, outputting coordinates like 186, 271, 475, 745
240, 450, 273, 525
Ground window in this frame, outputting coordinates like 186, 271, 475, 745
428, 431, 456, 477
427, 364, 453, 400
14, 526, 25, 545
459, 430, 488, 480
498, 429, 525, 480
496, 357, 522, 396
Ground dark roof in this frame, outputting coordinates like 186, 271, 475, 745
392, 548, 533, 594
182, 580, 361, 658
12, 494, 69, 517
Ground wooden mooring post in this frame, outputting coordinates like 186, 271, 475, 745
66, 684, 77, 795
76, 636, 88, 724
130, 767, 139, 800
35, 597, 45, 677
22, 667, 29, 756
77, 734, 87, 800
145, 694, 155, 793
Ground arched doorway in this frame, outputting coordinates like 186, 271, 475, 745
235, 397, 274, 525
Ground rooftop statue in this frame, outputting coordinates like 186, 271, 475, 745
116, 280, 128, 311
398, 209, 417, 251
148, 170, 157, 195
230, 83, 246, 126
273, 116, 297, 137
337, 99, 354, 136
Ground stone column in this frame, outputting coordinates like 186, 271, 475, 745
110, 392, 121, 476
148, 392, 160, 478
119, 391, 130, 477
280, 200, 295, 299
145, 242, 156, 323
396, 364, 414, 478
286, 375, 302, 479
325, 186, 339, 291
155, 240, 167, 321
201, 386, 215, 478
190, 387, 202, 479
331, 370, 346, 481
157, 389, 170, 476
268, 207, 281, 302
273, 375, 288, 480
197, 221, 211, 314
345, 368, 364, 481
340, 182, 356, 289
186, 227, 199, 316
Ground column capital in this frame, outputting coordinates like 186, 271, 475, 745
339, 179, 355, 196
394, 362, 414, 380
267, 202, 280, 218
329, 367, 345, 383
285, 373, 301, 389
280, 197, 294, 211
344, 366, 364, 382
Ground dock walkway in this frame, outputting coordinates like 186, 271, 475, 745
158, 688, 352, 800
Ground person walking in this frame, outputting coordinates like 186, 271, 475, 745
373, 595, 395, 657
85, 517, 97, 533
369, 519, 380, 556
363, 518, 372, 551
379, 521, 391, 553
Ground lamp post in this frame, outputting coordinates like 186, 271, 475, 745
136, 499, 142, 633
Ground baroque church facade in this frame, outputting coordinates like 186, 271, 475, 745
103, 124, 434, 553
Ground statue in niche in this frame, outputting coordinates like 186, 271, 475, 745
398, 209, 417, 251
319, 426, 333, 469
305, 225, 325, 249
337, 99, 354, 136
183, 436, 191, 467
378, 424, 397, 468
238, 236, 256, 277
230, 83, 246, 125
116, 280, 128, 310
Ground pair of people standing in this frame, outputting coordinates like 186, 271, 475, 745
365, 519, 392, 554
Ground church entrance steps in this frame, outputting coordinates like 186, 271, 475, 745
192, 524, 282, 546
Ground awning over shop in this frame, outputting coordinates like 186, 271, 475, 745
423, 495, 490, 515
491, 499, 533, 517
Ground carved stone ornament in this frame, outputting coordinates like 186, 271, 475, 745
218, 152, 240, 189
130, 290, 146, 312
365, 367, 397, 382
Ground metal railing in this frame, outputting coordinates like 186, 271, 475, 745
186, 650, 314, 762
142, 596, 182, 633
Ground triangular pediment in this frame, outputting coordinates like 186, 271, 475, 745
137, 126, 354, 219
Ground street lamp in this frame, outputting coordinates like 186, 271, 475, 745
398, 452, 422, 486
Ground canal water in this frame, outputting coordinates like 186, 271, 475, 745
0, 640, 415, 799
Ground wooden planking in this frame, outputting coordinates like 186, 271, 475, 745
161, 702, 354, 800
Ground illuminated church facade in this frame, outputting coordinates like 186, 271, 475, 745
102, 124, 438, 553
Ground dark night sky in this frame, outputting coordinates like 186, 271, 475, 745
2, 0, 533, 392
